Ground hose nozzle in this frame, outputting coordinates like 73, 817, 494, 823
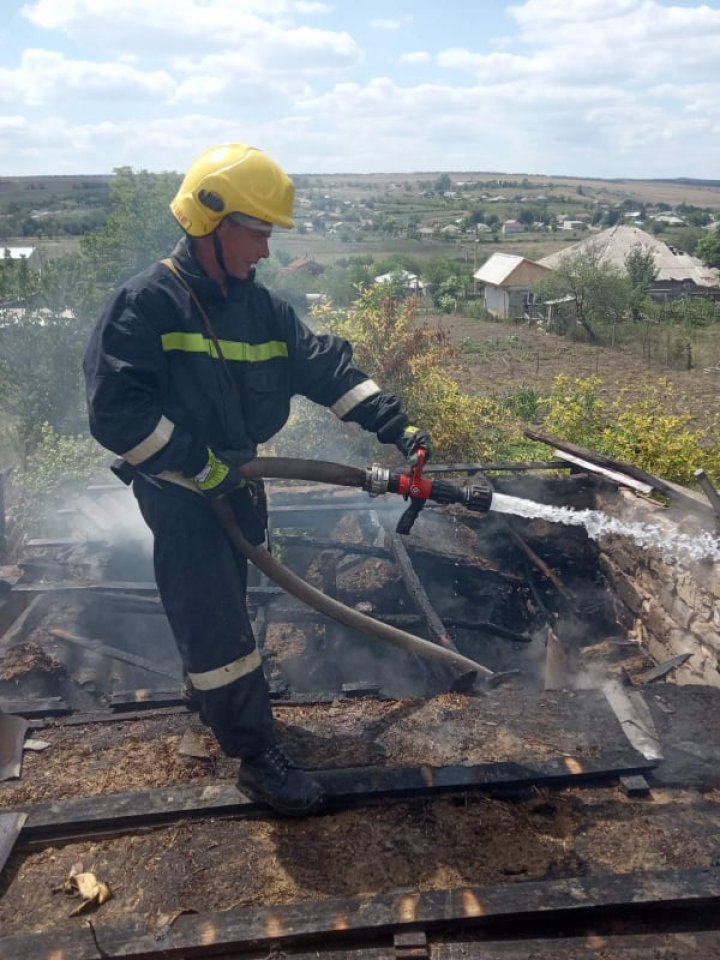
459, 479, 493, 513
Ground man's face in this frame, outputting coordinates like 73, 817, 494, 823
218, 218, 271, 279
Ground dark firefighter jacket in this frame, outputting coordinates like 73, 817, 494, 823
83, 238, 408, 487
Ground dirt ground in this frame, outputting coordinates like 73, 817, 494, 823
437, 314, 720, 430
3, 685, 720, 938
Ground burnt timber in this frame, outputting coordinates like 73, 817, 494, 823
3, 866, 720, 959
3, 477, 720, 957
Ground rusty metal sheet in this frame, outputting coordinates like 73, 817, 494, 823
0, 713, 30, 780
0, 812, 27, 877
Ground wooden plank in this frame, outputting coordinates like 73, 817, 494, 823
48, 627, 182, 683
0, 697, 71, 718
438, 931, 720, 959
13, 580, 160, 593
109, 689, 184, 710
554, 450, 654, 493
2, 866, 718, 959
13, 582, 283, 599
11, 750, 656, 845
619, 774, 651, 797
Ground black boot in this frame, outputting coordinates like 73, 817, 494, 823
237, 744, 325, 816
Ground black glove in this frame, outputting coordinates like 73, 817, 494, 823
395, 426, 433, 465
193, 448, 247, 498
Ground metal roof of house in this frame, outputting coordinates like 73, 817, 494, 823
538, 225, 720, 287
374, 269, 425, 290
474, 252, 550, 287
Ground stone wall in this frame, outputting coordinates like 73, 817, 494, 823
596, 489, 720, 686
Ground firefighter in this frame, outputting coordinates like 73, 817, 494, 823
83, 143, 431, 816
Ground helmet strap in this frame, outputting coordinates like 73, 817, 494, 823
212, 230, 228, 277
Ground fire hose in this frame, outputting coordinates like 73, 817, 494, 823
211, 453, 497, 685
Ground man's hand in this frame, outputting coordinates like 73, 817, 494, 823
193, 449, 246, 498
395, 426, 433, 466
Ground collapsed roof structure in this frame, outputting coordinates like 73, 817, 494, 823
3, 440, 720, 957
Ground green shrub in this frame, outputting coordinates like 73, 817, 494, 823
16, 423, 107, 533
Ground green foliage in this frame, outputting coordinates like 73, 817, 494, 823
0, 307, 93, 441
497, 386, 543, 422
80, 166, 182, 295
277, 285, 526, 464
535, 246, 633, 342
625, 246, 658, 292
696, 224, 720, 270
538, 375, 720, 486
647, 297, 720, 330
16, 423, 107, 533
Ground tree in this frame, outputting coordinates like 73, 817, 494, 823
518, 208, 535, 228
0, 308, 91, 442
696, 225, 720, 270
625, 245, 658, 322
625, 246, 658, 292
536, 246, 633, 343
80, 166, 182, 295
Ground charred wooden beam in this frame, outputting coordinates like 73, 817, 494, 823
48, 627, 181, 683
275, 532, 517, 580
11, 750, 656, 848
2, 864, 715, 960
507, 528, 579, 613
388, 533, 454, 651
13, 582, 283, 601
0, 697, 70, 718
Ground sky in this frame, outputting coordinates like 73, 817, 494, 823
1, 0, 719, 179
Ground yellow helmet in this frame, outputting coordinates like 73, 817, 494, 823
170, 143, 295, 236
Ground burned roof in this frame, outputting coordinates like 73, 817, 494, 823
3, 459, 720, 957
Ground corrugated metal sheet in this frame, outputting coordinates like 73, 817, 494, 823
539, 225, 720, 287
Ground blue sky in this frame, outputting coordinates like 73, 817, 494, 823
1, 0, 719, 178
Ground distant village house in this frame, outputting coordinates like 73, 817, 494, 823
473, 253, 551, 319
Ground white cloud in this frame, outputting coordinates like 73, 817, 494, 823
507, 0, 720, 81
291, 1, 331, 11
370, 19, 402, 30
0, 48, 175, 105
399, 51, 431, 64
4, 0, 720, 177
21, 0, 358, 66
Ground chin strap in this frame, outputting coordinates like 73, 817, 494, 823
212, 230, 228, 277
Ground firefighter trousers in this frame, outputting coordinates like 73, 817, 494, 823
133, 474, 275, 757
